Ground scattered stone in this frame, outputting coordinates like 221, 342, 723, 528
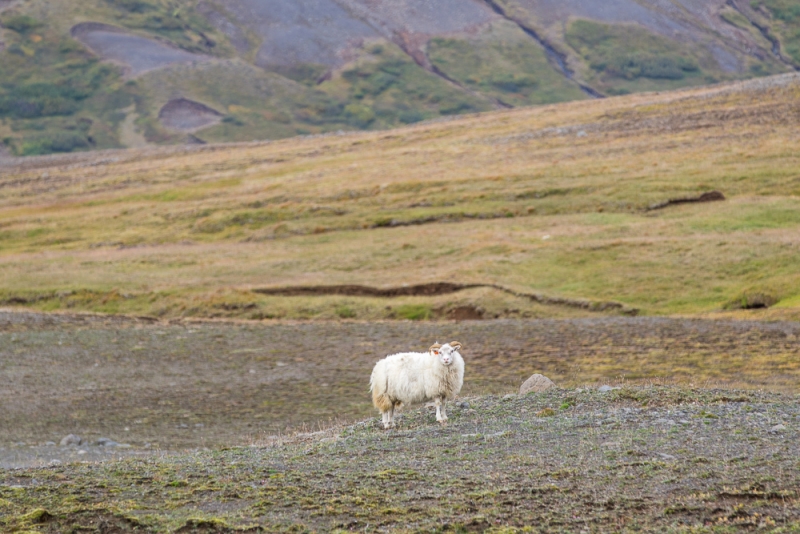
458, 402, 470, 409
598, 385, 619, 393
770, 424, 786, 433
60, 434, 82, 447
502, 394, 516, 400
656, 452, 677, 460
654, 418, 675, 425
95, 438, 119, 447
48, 459, 62, 466
520, 374, 556, 395
77, 449, 87, 455
44, 441, 56, 447
679, 420, 691, 425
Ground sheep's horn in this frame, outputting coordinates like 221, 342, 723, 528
449, 341, 462, 350
429, 343, 442, 352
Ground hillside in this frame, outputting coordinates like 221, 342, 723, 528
1, 73, 799, 320
1, 0, 799, 156
2, 385, 798, 532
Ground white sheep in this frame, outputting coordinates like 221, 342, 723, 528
369, 341, 464, 429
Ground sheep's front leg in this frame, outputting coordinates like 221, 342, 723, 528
382, 411, 390, 429
383, 404, 395, 429
435, 398, 447, 424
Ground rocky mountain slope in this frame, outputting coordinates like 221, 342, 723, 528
0, 0, 798, 156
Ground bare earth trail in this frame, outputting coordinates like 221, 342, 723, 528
1, 310, 797, 469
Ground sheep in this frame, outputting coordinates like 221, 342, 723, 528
369, 341, 464, 429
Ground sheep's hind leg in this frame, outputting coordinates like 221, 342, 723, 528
435, 398, 447, 425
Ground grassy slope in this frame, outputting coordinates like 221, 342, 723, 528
563, 19, 771, 96
753, 0, 800, 64
427, 20, 586, 106
1, 386, 798, 532
2, 74, 800, 319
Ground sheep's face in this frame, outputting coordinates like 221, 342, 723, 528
437, 343, 460, 366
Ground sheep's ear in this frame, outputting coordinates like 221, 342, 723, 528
450, 341, 462, 351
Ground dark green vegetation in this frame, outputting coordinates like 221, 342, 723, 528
753, 0, 800, 63
2, 385, 798, 532
0, 0, 221, 155
427, 21, 585, 106
1, 0, 799, 155
324, 43, 490, 128
566, 19, 753, 96
0, 19, 128, 155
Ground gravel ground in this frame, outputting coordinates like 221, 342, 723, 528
1, 311, 798, 469
1, 386, 798, 532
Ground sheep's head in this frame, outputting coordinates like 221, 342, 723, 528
437, 341, 462, 366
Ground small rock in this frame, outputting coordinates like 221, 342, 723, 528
60, 434, 82, 447
458, 402, 470, 409
598, 385, 619, 393
502, 394, 516, 401
519, 374, 556, 395
770, 424, 786, 432
44, 441, 56, 447
77, 449, 87, 455
95, 438, 119, 447
656, 452, 676, 460
48, 459, 62, 467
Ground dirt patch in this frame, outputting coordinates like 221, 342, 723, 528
39, 510, 142, 534
647, 190, 726, 210
159, 98, 223, 131
447, 304, 485, 320
727, 292, 779, 310
71, 22, 210, 76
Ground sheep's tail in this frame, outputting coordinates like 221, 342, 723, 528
369, 362, 393, 413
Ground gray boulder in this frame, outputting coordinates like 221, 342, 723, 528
519, 374, 556, 395
60, 434, 82, 447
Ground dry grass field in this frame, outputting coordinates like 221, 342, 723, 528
2, 73, 800, 321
